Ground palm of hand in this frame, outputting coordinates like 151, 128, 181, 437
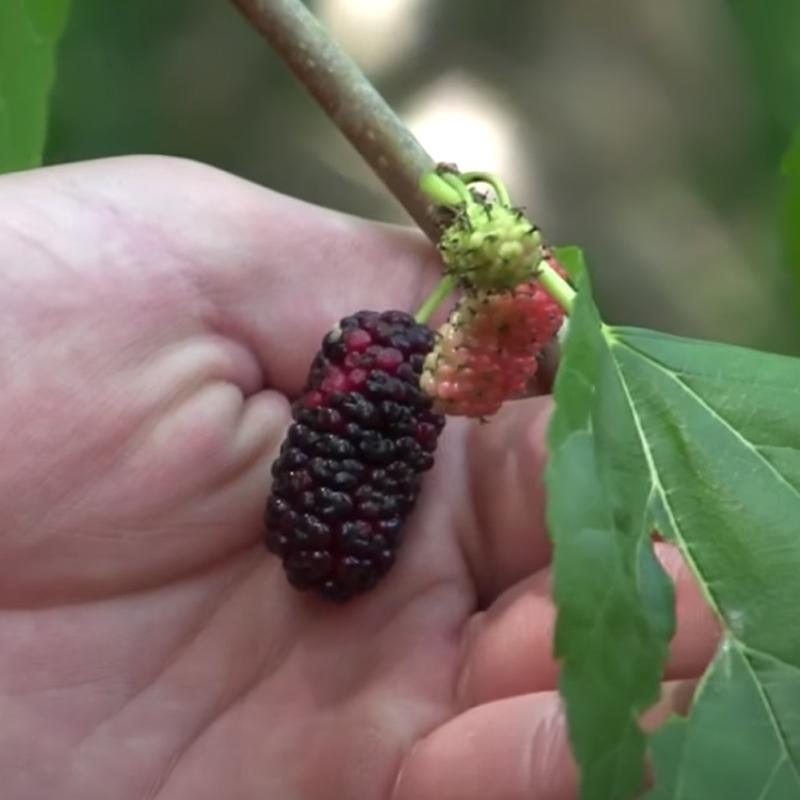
0, 158, 713, 800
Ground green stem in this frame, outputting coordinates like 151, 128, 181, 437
414, 274, 457, 324
458, 171, 512, 206
535, 259, 576, 315
439, 172, 475, 204
420, 172, 467, 208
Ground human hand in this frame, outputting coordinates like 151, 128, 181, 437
0, 157, 719, 800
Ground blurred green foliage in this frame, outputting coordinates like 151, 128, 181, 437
780, 128, 800, 308
726, 0, 800, 321
726, 0, 800, 165
0, 0, 71, 172
44, 0, 800, 352
46, 0, 354, 212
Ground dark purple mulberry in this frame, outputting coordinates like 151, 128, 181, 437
265, 310, 446, 602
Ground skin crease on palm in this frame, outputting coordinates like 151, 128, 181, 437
0, 156, 720, 800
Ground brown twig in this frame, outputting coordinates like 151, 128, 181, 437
229, 0, 445, 242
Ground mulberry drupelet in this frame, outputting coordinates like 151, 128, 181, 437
265, 310, 446, 602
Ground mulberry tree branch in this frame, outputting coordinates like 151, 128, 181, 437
229, 0, 446, 242
229, 0, 562, 386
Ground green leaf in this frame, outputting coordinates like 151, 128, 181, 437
545, 259, 601, 451
547, 267, 675, 800
549, 432, 673, 800
645, 716, 688, 800
548, 256, 800, 799
0, 0, 72, 173
552, 245, 586, 283
647, 643, 800, 799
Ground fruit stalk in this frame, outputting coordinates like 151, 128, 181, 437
535, 259, 576, 314
414, 275, 458, 325
229, 0, 446, 242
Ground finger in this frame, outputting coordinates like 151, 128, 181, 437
191, 177, 448, 395
393, 682, 696, 800
14, 156, 449, 396
463, 396, 553, 605
457, 542, 720, 708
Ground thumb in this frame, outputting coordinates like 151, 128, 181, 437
461, 395, 554, 606
393, 680, 697, 800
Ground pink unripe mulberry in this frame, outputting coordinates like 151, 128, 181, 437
421, 267, 568, 418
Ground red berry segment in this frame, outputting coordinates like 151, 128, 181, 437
265, 310, 445, 602
421, 257, 569, 418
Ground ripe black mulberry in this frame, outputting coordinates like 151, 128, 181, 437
265, 310, 446, 602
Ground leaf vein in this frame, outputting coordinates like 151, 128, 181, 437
615, 338, 800, 512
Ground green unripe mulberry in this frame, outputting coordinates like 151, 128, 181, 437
438, 201, 544, 292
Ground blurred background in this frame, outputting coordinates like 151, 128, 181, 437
46, 0, 800, 353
